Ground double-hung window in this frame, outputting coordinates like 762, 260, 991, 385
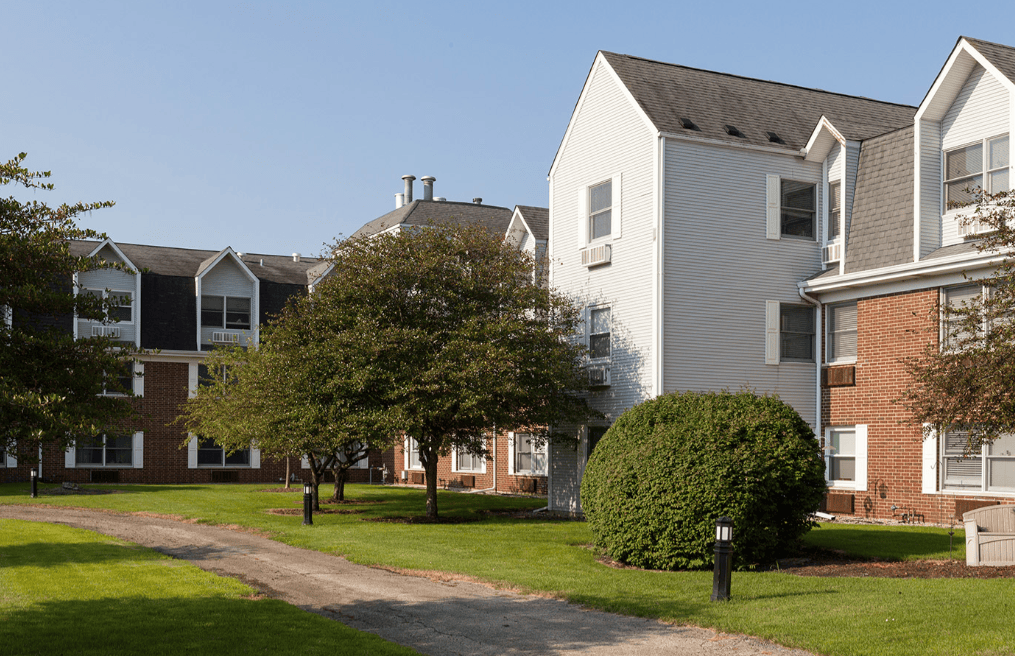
827, 181, 841, 241
945, 134, 1009, 209
406, 438, 423, 470
827, 302, 857, 363
202, 296, 251, 330
511, 434, 547, 476
942, 284, 983, 349
101, 362, 135, 396
824, 425, 867, 490
780, 305, 814, 362
941, 430, 1015, 493
455, 447, 485, 473
589, 180, 612, 241
589, 307, 611, 359
197, 437, 250, 467
781, 180, 816, 239
76, 434, 133, 467
81, 288, 133, 323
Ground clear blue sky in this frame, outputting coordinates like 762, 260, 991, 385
5, 1, 1012, 258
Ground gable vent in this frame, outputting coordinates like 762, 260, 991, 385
679, 117, 699, 131
766, 131, 785, 144
724, 124, 745, 138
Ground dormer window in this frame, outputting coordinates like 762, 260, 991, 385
81, 288, 133, 323
202, 296, 251, 330
945, 134, 1009, 210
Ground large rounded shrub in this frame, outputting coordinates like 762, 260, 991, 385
580, 390, 825, 570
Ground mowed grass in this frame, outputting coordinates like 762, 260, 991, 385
0, 518, 418, 656
3, 482, 1014, 656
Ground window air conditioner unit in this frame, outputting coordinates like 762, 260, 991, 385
212, 331, 240, 344
588, 364, 611, 387
957, 217, 992, 238
581, 244, 612, 267
822, 242, 842, 264
90, 325, 121, 339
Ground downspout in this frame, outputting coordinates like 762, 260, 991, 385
469, 425, 497, 493
799, 287, 822, 444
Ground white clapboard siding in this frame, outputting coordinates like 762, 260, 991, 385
919, 120, 943, 257
548, 56, 656, 444
663, 139, 820, 428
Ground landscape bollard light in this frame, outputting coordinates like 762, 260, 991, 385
302, 481, 313, 526
711, 516, 733, 602
30, 469, 38, 499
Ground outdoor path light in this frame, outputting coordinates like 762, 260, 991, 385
711, 516, 733, 601
302, 481, 313, 526
30, 469, 37, 499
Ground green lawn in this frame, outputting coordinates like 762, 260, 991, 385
2, 482, 1012, 656
0, 518, 418, 655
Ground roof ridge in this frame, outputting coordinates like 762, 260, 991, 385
962, 35, 1015, 50
602, 51, 918, 110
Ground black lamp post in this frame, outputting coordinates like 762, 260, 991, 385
30, 469, 38, 499
711, 516, 733, 602
302, 481, 313, 526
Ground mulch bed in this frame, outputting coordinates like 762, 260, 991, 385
361, 509, 580, 525
265, 508, 365, 516
39, 487, 121, 496
361, 515, 481, 525
595, 547, 1015, 579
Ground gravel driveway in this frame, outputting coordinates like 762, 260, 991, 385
1, 505, 814, 656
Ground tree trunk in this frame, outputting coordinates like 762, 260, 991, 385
424, 455, 439, 521
284, 457, 291, 489
309, 466, 322, 511
332, 466, 348, 501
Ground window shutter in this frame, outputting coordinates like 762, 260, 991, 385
766, 174, 781, 240
765, 301, 781, 364
188, 362, 199, 398
134, 362, 144, 398
507, 432, 515, 476
922, 426, 939, 494
133, 432, 144, 469
6, 449, 16, 468
578, 186, 588, 249
534, 439, 547, 476
854, 425, 868, 492
187, 436, 198, 469
65, 445, 76, 469
250, 446, 260, 469
403, 438, 409, 470
612, 172, 622, 240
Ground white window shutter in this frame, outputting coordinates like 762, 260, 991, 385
187, 436, 198, 469
507, 432, 515, 476
765, 301, 781, 365
612, 172, 622, 240
854, 425, 868, 492
403, 438, 409, 470
6, 449, 16, 468
133, 432, 144, 469
534, 439, 547, 476
578, 186, 589, 249
766, 174, 781, 240
250, 446, 260, 469
188, 362, 199, 398
922, 425, 939, 494
65, 445, 76, 469
134, 362, 144, 398
301, 455, 310, 469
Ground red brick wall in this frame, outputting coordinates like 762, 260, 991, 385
823, 288, 1014, 524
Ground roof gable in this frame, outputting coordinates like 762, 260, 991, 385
352, 199, 514, 238
917, 36, 1015, 123
86, 238, 138, 273
196, 247, 257, 284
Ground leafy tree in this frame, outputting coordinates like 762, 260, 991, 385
0, 153, 141, 464
319, 223, 594, 520
899, 189, 1015, 450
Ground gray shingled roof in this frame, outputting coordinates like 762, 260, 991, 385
923, 242, 983, 261
965, 37, 1015, 87
352, 199, 513, 238
515, 205, 549, 241
601, 52, 917, 151
843, 126, 915, 274
805, 266, 841, 282
70, 240, 324, 285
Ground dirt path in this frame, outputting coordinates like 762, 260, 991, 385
1, 505, 813, 656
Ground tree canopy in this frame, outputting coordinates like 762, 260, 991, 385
899, 189, 1015, 449
0, 153, 140, 463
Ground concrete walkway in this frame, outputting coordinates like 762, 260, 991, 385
1, 505, 814, 656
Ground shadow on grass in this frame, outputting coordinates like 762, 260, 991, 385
3, 595, 415, 656
803, 525, 962, 561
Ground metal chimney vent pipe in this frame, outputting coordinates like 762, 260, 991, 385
293, 253, 301, 263
395, 193, 405, 208
402, 175, 416, 204
473, 198, 482, 204
421, 176, 435, 201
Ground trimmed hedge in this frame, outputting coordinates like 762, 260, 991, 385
580, 390, 825, 570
